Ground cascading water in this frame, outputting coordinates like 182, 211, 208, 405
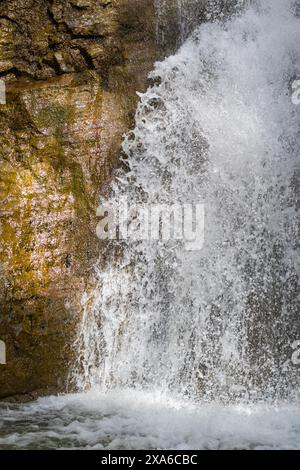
1, 0, 300, 451
75, 0, 300, 403
155, 0, 250, 47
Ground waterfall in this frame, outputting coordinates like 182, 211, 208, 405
75, 0, 300, 402
154, 0, 251, 47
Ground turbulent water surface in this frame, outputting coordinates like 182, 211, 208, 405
1, 391, 300, 450
1, 0, 300, 450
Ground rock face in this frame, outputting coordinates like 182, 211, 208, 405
0, 0, 183, 399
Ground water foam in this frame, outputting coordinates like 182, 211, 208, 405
1, 391, 300, 449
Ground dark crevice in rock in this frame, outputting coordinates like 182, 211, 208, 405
43, 57, 63, 76
0, 15, 19, 26
46, 6, 62, 30
76, 46, 95, 70
0, 67, 32, 79
70, 4, 88, 11
69, 33, 105, 40
69, 1, 113, 10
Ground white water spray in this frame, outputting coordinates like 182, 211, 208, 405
75, 0, 300, 402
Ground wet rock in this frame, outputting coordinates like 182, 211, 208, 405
0, 72, 103, 397
0, 18, 15, 73
49, 0, 118, 37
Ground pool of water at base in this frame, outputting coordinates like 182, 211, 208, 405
0, 389, 299, 450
